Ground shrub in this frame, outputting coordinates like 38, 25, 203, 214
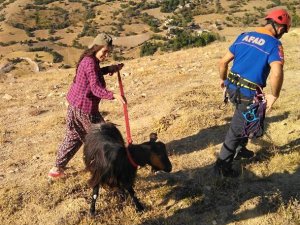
161, 31, 220, 52
28, 47, 63, 63
0, 14, 4, 22
292, 9, 300, 27
140, 42, 159, 57
112, 52, 126, 61
85, 7, 95, 20
0, 41, 18, 46
161, 0, 180, 13
34, 0, 57, 5
142, 14, 160, 27
79, 23, 98, 37
51, 51, 63, 63
72, 39, 85, 49
120, 3, 128, 9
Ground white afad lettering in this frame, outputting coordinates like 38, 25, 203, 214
249, 36, 256, 42
242, 35, 265, 46
242, 35, 249, 42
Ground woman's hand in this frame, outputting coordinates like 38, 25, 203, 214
109, 63, 124, 75
113, 93, 126, 105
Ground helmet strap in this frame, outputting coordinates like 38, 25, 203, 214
270, 20, 280, 39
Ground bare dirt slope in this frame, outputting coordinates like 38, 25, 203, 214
0, 29, 299, 225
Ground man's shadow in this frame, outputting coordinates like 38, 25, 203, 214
166, 111, 290, 156
139, 137, 299, 225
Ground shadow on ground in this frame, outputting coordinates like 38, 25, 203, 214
166, 112, 290, 156
140, 136, 299, 225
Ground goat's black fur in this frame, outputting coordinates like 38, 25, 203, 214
83, 122, 172, 216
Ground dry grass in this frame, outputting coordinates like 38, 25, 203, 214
0, 1, 300, 223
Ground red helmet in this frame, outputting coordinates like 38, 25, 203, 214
265, 9, 292, 32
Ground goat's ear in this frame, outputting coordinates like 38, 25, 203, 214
149, 133, 158, 142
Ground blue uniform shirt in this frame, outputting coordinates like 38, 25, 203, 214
225, 28, 284, 98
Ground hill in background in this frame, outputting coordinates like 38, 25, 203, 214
0, 0, 299, 73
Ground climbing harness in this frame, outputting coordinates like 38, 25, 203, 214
223, 71, 267, 138
218, 87, 229, 110
242, 104, 260, 123
228, 71, 258, 91
242, 86, 266, 138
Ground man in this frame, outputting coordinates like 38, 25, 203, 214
215, 9, 292, 177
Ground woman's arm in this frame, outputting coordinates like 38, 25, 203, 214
84, 58, 114, 99
99, 63, 124, 76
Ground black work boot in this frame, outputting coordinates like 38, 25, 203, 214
214, 159, 239, 178
234, 147, 254, 160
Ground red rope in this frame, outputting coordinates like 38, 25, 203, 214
117, 71, 132, 145
117, 71, 138, 168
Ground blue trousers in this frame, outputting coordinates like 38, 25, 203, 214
219, 107, 249, 162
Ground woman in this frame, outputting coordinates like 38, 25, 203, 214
48, 33, 125, 179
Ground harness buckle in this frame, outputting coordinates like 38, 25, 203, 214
242, 106, 259, 122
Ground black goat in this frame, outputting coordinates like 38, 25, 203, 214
83, 122, 172, 216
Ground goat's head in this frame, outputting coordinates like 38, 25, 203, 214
148, 133, 172, 173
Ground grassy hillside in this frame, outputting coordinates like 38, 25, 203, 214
0, 19, 299, 224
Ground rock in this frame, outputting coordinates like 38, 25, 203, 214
122, 72, 130, 77
36, 94, 46, 100
29, 108, 44, 116
32, 155, 40, 160
2, 94, 13, 100
52, 84, 61, 90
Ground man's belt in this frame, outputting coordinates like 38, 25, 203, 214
228, 72, 258, 91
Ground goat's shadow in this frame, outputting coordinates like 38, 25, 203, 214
140, 137, 300, 225
166, 111, 290, 156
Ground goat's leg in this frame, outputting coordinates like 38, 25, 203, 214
126, 186, 144, 212
118, 188, 128, 202
90, 184, 100, 217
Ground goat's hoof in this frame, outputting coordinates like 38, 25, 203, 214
90, 210, 96, 218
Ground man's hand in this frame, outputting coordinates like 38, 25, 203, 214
269, 62, 283, 98
220, 79, 226, 89
109, 63, 124, 75
265, 94, 278, 112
